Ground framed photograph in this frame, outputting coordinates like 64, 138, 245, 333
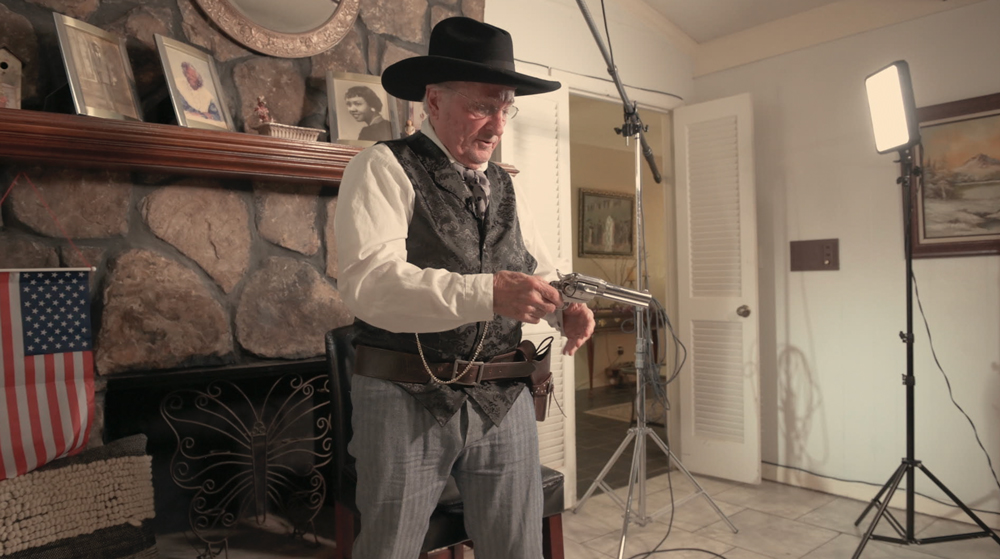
912, 92, 1000, 258
579, 189, 635, 257
53, 13, 141, 121
155, 34, 234, 131
327, 71, 397, 147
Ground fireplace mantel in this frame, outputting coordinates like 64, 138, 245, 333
0, 109, 359, 185
0, 109, 517, 185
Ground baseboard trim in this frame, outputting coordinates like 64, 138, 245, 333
762, 462, 1000, 531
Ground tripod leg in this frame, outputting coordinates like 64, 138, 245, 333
855, 461, 906, 527
645, 431, 738, 534
852, 462, 908, 559
917, 464, 1000, 545
575, 429, 637, 513
616, 427, 647, 559
876, 506, 908, 539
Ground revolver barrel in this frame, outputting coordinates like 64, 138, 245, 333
552, 272, 651, 309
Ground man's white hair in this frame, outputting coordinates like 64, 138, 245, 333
423, 82, 515, 114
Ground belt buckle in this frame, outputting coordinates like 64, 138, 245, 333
453, 360, 485, 385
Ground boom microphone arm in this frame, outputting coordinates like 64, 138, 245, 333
574, 0, 662, 183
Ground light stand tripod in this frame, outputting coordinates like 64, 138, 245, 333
851, 148, 1000, 558
569, 5, 737, 555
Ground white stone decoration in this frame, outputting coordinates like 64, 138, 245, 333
0, 47, 22, 109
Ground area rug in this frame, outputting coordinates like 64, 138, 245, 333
584, 400, 666, 423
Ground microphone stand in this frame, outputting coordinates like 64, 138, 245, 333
571, 2, 737, 557
573, 0, 661, 185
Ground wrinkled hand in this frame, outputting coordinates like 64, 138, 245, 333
560, 302, 595, 356
493, 270, 562, 324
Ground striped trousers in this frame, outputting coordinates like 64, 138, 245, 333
348, 374, 543, 559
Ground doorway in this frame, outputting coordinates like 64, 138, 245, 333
568, 94, 677, 498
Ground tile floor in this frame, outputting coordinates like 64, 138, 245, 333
564, 473, 1000, 559
155, 385, 1000, 558
571, 386, 1000, 559
157, 474, 1000, 559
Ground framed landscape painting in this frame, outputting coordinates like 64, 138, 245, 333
912, 92, 1000, 258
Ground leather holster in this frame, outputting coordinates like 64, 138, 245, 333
519, 339, 554, 422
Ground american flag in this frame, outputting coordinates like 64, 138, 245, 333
0, 270, 94, 480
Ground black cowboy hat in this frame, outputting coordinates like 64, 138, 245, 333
381, 17, 561, 102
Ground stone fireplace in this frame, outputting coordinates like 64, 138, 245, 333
2, 154, 356, 447
5, 166, 353, 371
0, 110, 363, 545
0, 0, 486, 549
0, 0, 486, 446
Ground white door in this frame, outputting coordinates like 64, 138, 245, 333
673, 93, 760, 484
503, 75, 576, 507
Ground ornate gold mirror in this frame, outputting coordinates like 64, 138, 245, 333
194, 0, 360, 58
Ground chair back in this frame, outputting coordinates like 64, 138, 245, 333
325, 326, 357, 501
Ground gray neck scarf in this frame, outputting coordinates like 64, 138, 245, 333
452, 162, 491, 219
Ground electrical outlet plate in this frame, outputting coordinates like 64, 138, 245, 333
790, 239, 839, 271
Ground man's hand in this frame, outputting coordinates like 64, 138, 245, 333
560, 302, 595, 356
493, 270, 561, 324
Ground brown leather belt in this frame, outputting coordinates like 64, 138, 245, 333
354, 344, 537, 386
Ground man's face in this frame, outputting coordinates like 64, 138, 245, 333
427, 82, 515, 168
345, 96, 370, 122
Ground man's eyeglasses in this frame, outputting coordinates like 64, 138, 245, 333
440, 85, 518, 120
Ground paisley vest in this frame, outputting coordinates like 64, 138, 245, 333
351, 132, 538, 425
353, 132, 537, 361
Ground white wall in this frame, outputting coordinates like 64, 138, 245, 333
486, 0, 695, 103
693, 0, 1000, 523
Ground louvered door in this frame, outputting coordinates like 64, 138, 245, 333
503, 75, 576, 506
674, 93, 760, 484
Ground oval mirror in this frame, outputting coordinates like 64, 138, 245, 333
194, 0, 360, 58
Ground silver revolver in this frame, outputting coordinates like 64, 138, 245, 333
550, 271, 652, 309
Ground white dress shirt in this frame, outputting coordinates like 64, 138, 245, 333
335, 119, 558, 334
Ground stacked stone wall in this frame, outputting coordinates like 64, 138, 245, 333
0, 0, 484, 445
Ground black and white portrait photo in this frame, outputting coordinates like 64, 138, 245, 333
327, 71, 397, 146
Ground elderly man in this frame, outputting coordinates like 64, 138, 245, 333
335, 17, 595, 559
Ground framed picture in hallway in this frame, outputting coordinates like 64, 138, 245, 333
913, 92, 1000, 258
579, 189, 634, 258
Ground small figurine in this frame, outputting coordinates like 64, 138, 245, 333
254, 95, 273, 124
403, 118, 416, 136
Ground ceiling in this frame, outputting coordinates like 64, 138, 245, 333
643, 0, 845, 43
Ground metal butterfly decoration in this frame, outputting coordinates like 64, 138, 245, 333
160, 374, 332, 558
